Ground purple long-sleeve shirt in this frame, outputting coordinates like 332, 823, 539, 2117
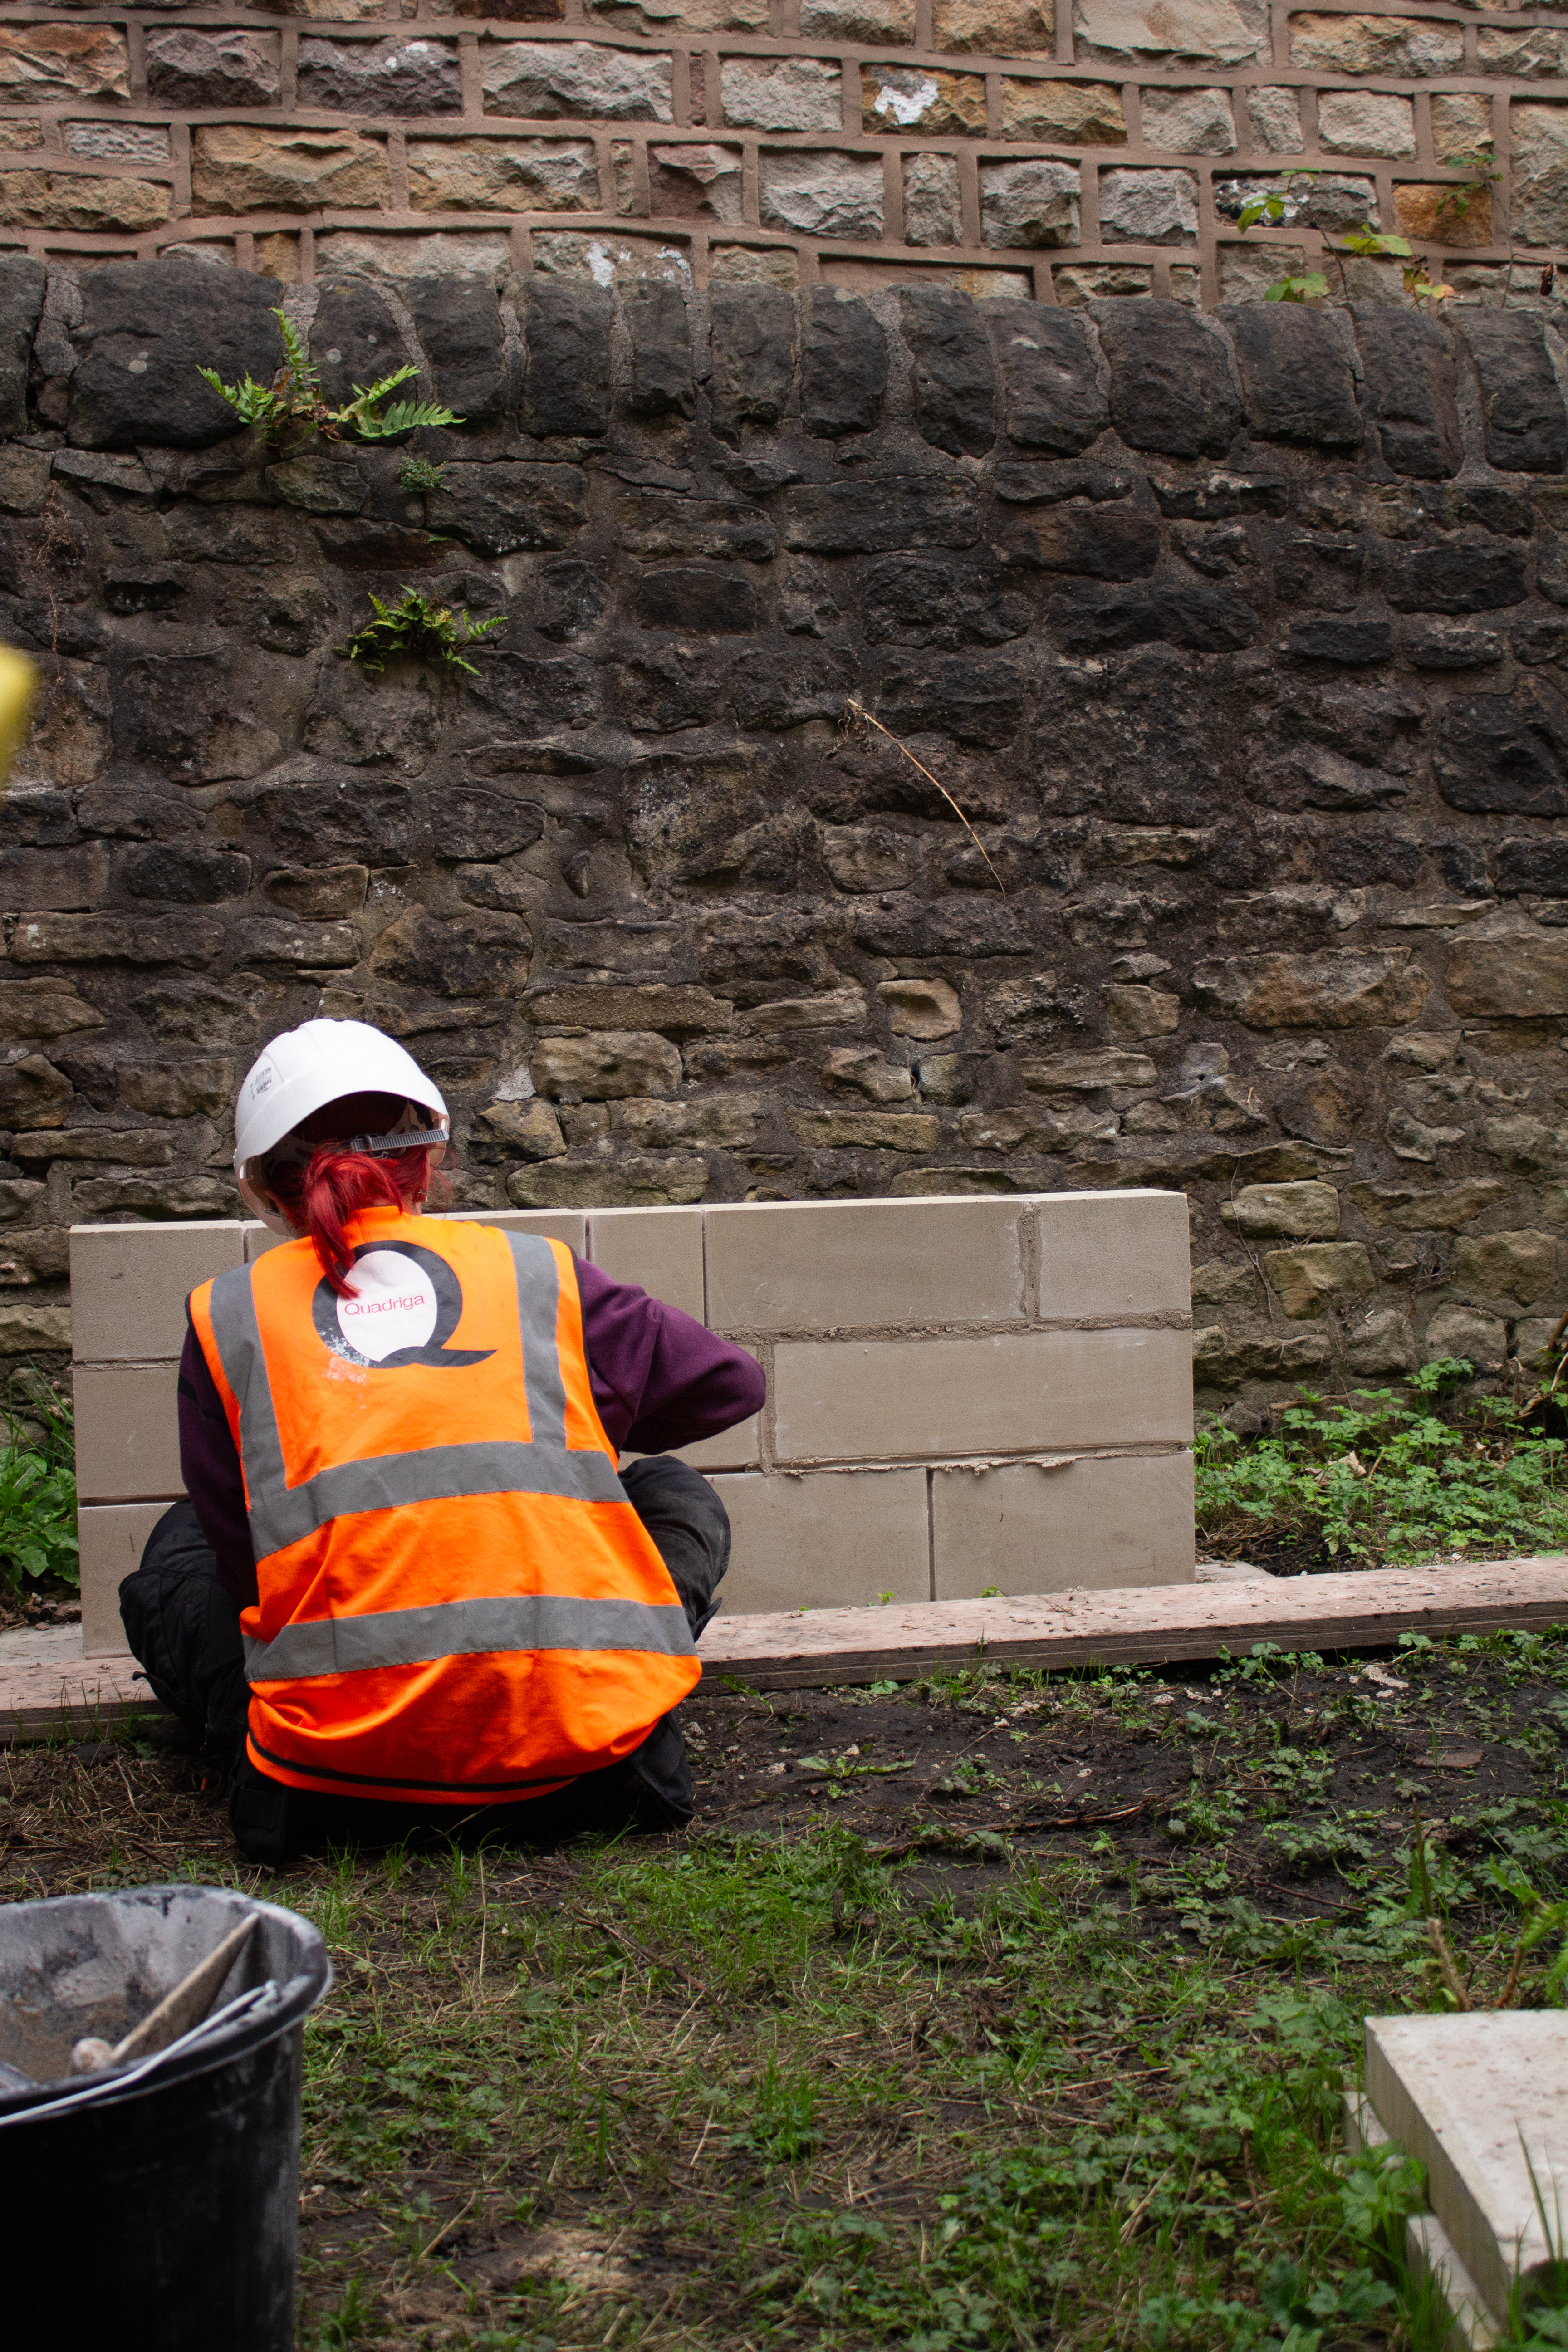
178, 1252, 766, 1607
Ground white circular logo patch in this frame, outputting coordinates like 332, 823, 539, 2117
335, 1249, 438, 1363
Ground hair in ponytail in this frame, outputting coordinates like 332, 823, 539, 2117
259, 1090, 446, 1298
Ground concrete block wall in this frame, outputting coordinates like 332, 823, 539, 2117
1, 0, 1568, 305
70, 1186, 1195, 1651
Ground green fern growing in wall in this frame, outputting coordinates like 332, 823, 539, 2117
199, 307, 461, 444
339, 586, 505, 678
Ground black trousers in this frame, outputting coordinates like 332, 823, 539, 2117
118, 1455, 730, 1867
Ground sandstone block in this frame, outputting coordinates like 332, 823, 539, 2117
760, 149, 883, 240
620, 1094, 761, 1147
1020, 1047, 1157, 1090
789, 1109, 940, 1149
1510, 104, 1568, 249
898, 284, 997, 457
1194, 950, 1429, 1028
1076, 0, 1261, 65
1424, 1303, 1506, 1371
773, 1324, 1192, 1460
0, 1302, 69, 1357
481, 1098, 566, 1159
1394, 184, 1492, 250
482, 40, 674, 121
529, 984, 732, 1033
370, 906, 532, 998
823, 1049, 914, 1102
934, 0, 1053, 47
1289, 13, 1462, 75
191, 126, 389, 213
1431, 92, 1491, 162
1247, 85, 1303, 150
12, 913, 222, 968
74, 1363, 181, 1502
507, 1156, 708, 1207
723, 56, 842, 132
1191, 1257, 1258, 1305
592, 0, 767, 26
649, 142, 744, 221
534, 1030, 683, 1101
0, 1054, 69, 1130
70, 1221, 244, 1365
713, 1468, 930, 1614
705, 1195, 1027, 1333
1034, 1188, 1191, 1318
1001, 78, 1125, 142
1451, 1228, 1557, 1307
1221, 1179, 1339, 1238
118, 1060, 235, 1118
1445, 933, 1568, 1019
804, 0, 916, 34
863, 64, 984, 135
749, 988, 869, 1031
1348, 1179, 1507, 1232
1343, 1308, 1416, 1376
1480, 28, 1568, 78
586, 1203, 705, 1318
1141, 86, 1235, 154
878, 977, 961, 1038
1103, 983, 1181, 1036
298, 37, 461, 116
0, 172, 167, 233
408, 136, 598, 212
980, 158, 1081, 249
1100, 166, 1198, 243
1318, 90, 1415, 158
1264, 1240, 1375, 1317
0, 25, 128, 108
79, 1502, 174, 1653
903, 152, 964, 246
146, 28, 280, 109
932, 1450, 1194, 1595
64, 124, 172, 165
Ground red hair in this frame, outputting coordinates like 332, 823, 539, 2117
260, 1091, 446, 1298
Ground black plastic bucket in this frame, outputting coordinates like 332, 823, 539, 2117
0, 1883, 332, 2351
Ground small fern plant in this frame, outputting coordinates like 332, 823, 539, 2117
339, 587, 505, 677
199, 307, 461, 444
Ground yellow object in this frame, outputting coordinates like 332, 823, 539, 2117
0, 643, 35, 782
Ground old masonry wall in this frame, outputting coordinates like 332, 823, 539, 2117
0, 259, 1566, 1419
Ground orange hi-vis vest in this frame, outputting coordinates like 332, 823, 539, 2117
187, 1206, 700, 1804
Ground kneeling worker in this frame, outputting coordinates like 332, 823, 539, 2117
121, 1019, 765, 1866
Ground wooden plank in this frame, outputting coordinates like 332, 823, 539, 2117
0, 1637, 160, 1743
696, 1557, 1568, 1689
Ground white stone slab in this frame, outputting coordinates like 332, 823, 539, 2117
1365, 2013, 1568, 2325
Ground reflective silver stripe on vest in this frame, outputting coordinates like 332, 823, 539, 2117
245, 1593, 694, 1683
204, 1228, 627, 1565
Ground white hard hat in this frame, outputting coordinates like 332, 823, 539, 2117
234, 1019, 449, 1186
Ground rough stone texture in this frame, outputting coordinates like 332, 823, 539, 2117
296, 37, 462, 117
979, 159, 1081, 250
722, 58, 843, 133
1139, 86, 1235, 155
1512, 104, 1568, 249
407, 136, 598, 213
1247, 85, 1303, 151
760, 150, 884, 240
903, 152, 965, 247
1001, 78, 1124, 142
191, 125, 389, 213
1076, 0, 1260, 65
0, 266, 1567, 1416
863, 64, 985, 136
0, 26, 129, 108
1317, 91, 1416, 158
1288, 11, 1463, 75
145, 29, 281, 111
1099, 168, 1198, 245
481, 40, 674, 122
0, 174, 169, 234
934, 0, 1054, 49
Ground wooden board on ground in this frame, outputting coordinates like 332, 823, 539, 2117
697, 1557, 1568, 1690
0, 1626, 157, 1742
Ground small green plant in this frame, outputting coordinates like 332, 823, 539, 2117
199, 308, 461, 445
0, 1374, 78, 1592
339, 586, 505, 678
1232, 176, 1452, 308
396, 455, 448, 496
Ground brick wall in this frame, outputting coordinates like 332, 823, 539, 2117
2, 263, 1568, 1431
3, 0, 1568, 303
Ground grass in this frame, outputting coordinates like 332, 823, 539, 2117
7, 1628, 1568, 2349
1196, 1360, 1568, 1573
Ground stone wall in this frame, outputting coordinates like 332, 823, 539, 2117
3, 0, 1568, 304
0, 257, 1567, 1421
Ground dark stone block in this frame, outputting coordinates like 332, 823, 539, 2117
710, 286, 794, 441
466, 649, 598, 730
1320, 833, 1422, 887
246, 575, 337, 657
1435, 680, 1568, 815
372, 905, 531, 997
534, 558, 605, 639
1495, 837, 1568, 895
102, 567, 186, 616
1149, 471, 1287, 519
1001, 502, 1160, 581
616, 489, 775, 559
800, 288, 887, 439
1514, 615, 1568, 665
246, 773, 421, 867
110, 648, 292, 781
1404, 619, 1505, 669
310, 275, 407, 409
1385, 541, 1529, 615
424, 461, 587, 554
632, 564, 759, 632
1091, 300, 1240, 459
1454, 310, 1568, 475
1275, 535, 1367, 610
623, 280, 694, 420
897, 286, 995, 460
733, 648, 857, 730
0, 255, 43, 440
995, 459, 1133, 505
1286, 617, 1393, 664
1047, 580, 1256, 653
875, 656, 1029, 749
519, 278, 612, 437
145, 26, 280, 109
616, 648, 727, 733
1439, 841, 1491, 897
1352, 305, 1462, 481
407, 276, 506, 422
984, 300, 1107, 455
1224, 304, 1362, 450
862, 554, 1029, 648
296, 34, 461, 115
781, 475, 980, 555
1247, 743, 1409, 810
69, 260, 281, 451
432, 785, 545, 862
114, 843, 252, 903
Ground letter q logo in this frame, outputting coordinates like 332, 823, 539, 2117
312, 1243, 493, 1371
